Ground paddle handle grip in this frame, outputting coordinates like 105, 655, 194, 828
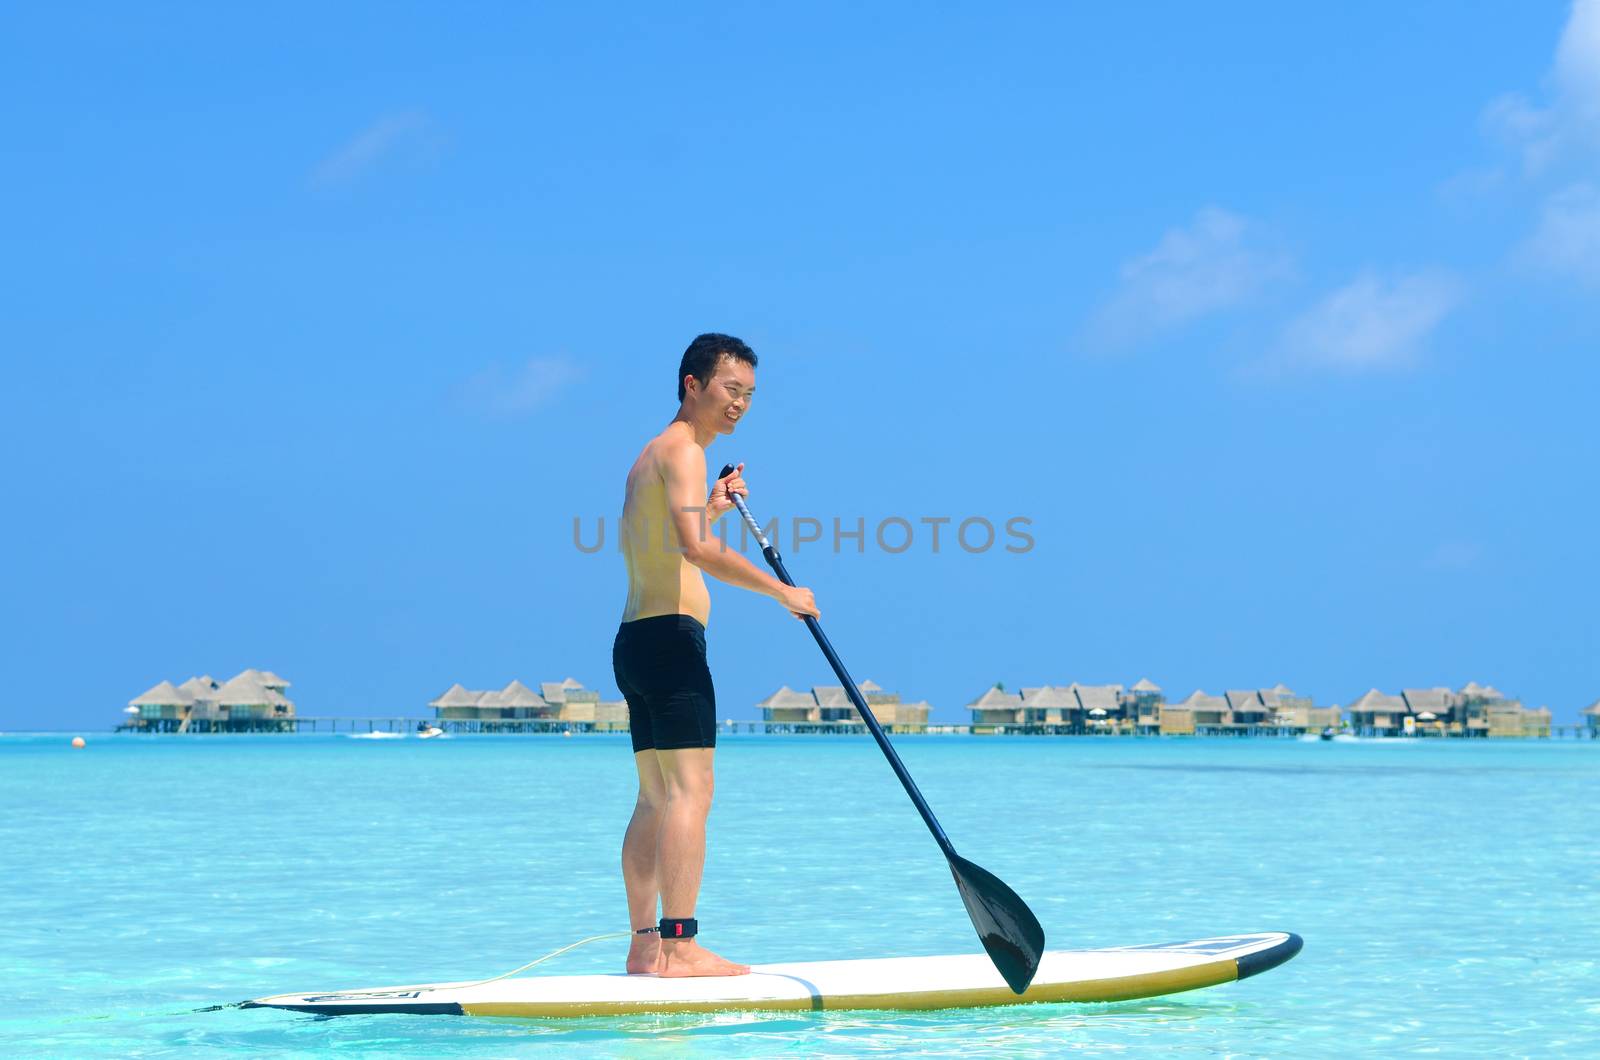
716, 463, 769, 549
715, 461, 957, 860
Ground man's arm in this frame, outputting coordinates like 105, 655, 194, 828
660, 443, 818, 616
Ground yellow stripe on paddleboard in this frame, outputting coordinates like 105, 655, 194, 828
460, 957, 1240, 1018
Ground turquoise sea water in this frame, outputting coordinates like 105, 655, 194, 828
3, 733, 1597, 1057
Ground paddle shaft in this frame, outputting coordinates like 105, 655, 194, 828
716, 465, 957, 861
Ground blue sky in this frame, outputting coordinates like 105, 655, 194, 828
4, 2, 1597, 730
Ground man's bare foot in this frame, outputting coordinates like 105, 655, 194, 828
625, 934, 662, 975
657, 939, 750, 977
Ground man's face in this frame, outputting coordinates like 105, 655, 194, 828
695, 356, 755, 435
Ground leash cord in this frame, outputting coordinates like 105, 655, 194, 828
451, 930, 636, 989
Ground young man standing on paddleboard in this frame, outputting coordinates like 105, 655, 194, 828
614, 333, 820, 978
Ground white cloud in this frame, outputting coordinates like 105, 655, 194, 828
1279, 271, 1462, 371
1088, 206, 1291, 349
1520, 181, 1600, 282
1555, 0, 1600, 121
455, 356, 584, 418
1481, 0, 1600, 176
1482, 93, 1562, 176
310, 110, 437, 187
1473, 4, 1600, 287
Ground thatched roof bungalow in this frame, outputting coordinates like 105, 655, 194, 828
130, 680, 190, 709
214, 672, 293, 721
428, 683, 479, 709
1123, 678, 1167, 731
177, 675, 220, 707
126, 669, 294, 731
1457, 681, 1508, 734
1226, 690, 1271, 725
1346, 683, 1544, 737
430, 677, 626, 730
760, 681, 929, 731
813, 684, 860, 723
1019, 685, 1078, 726
1071, 683, 1123, 725
128, 681, 195, 727
539, 678, 623, 724
1347, 689, 1408, 734
757, 685, 820, 725
1171, 690, 1229, 729
1401, 687, 1456, 731
968, 686, 1024, 728
1210, 685, 1336, 732
969, 680, 1142, 732
1263, 684, 1341, 731
255, 670, 290, 689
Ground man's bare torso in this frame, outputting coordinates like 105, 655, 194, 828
620, 430, 710, 627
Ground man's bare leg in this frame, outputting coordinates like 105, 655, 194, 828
654, 747, 749, 977
622, 750, 667, 973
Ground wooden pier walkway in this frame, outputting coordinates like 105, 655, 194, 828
115, 716, 627, 736
113, 718, 1597, 738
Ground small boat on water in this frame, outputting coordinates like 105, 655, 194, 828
1302, 728, 1359, 743
417, 721, 445, 739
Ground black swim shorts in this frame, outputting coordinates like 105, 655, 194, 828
612, 614, 717, 752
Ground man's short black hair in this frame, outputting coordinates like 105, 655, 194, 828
678, 333, 757, 402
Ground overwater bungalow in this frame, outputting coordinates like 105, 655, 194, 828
1225, 690, 1272, 729
428, 677, 626, 733
966, 683, 1124, 734
976, 682, 1340, 736
1126, 678, 1165, 732
1168, 691, 1228, 733
968, 681, 1166, 734
1454, 681, 1551, 736
1584, 699, 1600, 736
967, 686, 1025, 730
758, 685, 821, 725
1154, 694, 1195, 734
127, 680, 190, 726
1400, 688, 1456, 735
757, 680, 930, 732
1432, 683, 1549, 737
1350, 683, 1549, 737
1220, 686, 1342, 735
1260, 685, 1342, 733
1347, 689, 1409, 736
429, 683, 481, 714
1072, 683, 1124, 732
1020, 685, 1079, 730
123, 669, 295, 733
1484, 699, 1549, 738
543, 679, 628, 728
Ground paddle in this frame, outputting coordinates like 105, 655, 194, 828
716, 463, 1045, 993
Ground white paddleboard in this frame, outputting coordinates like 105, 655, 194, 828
246, 931, 1300, 1018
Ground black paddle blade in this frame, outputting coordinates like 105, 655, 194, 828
949, 854, 1045, 994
